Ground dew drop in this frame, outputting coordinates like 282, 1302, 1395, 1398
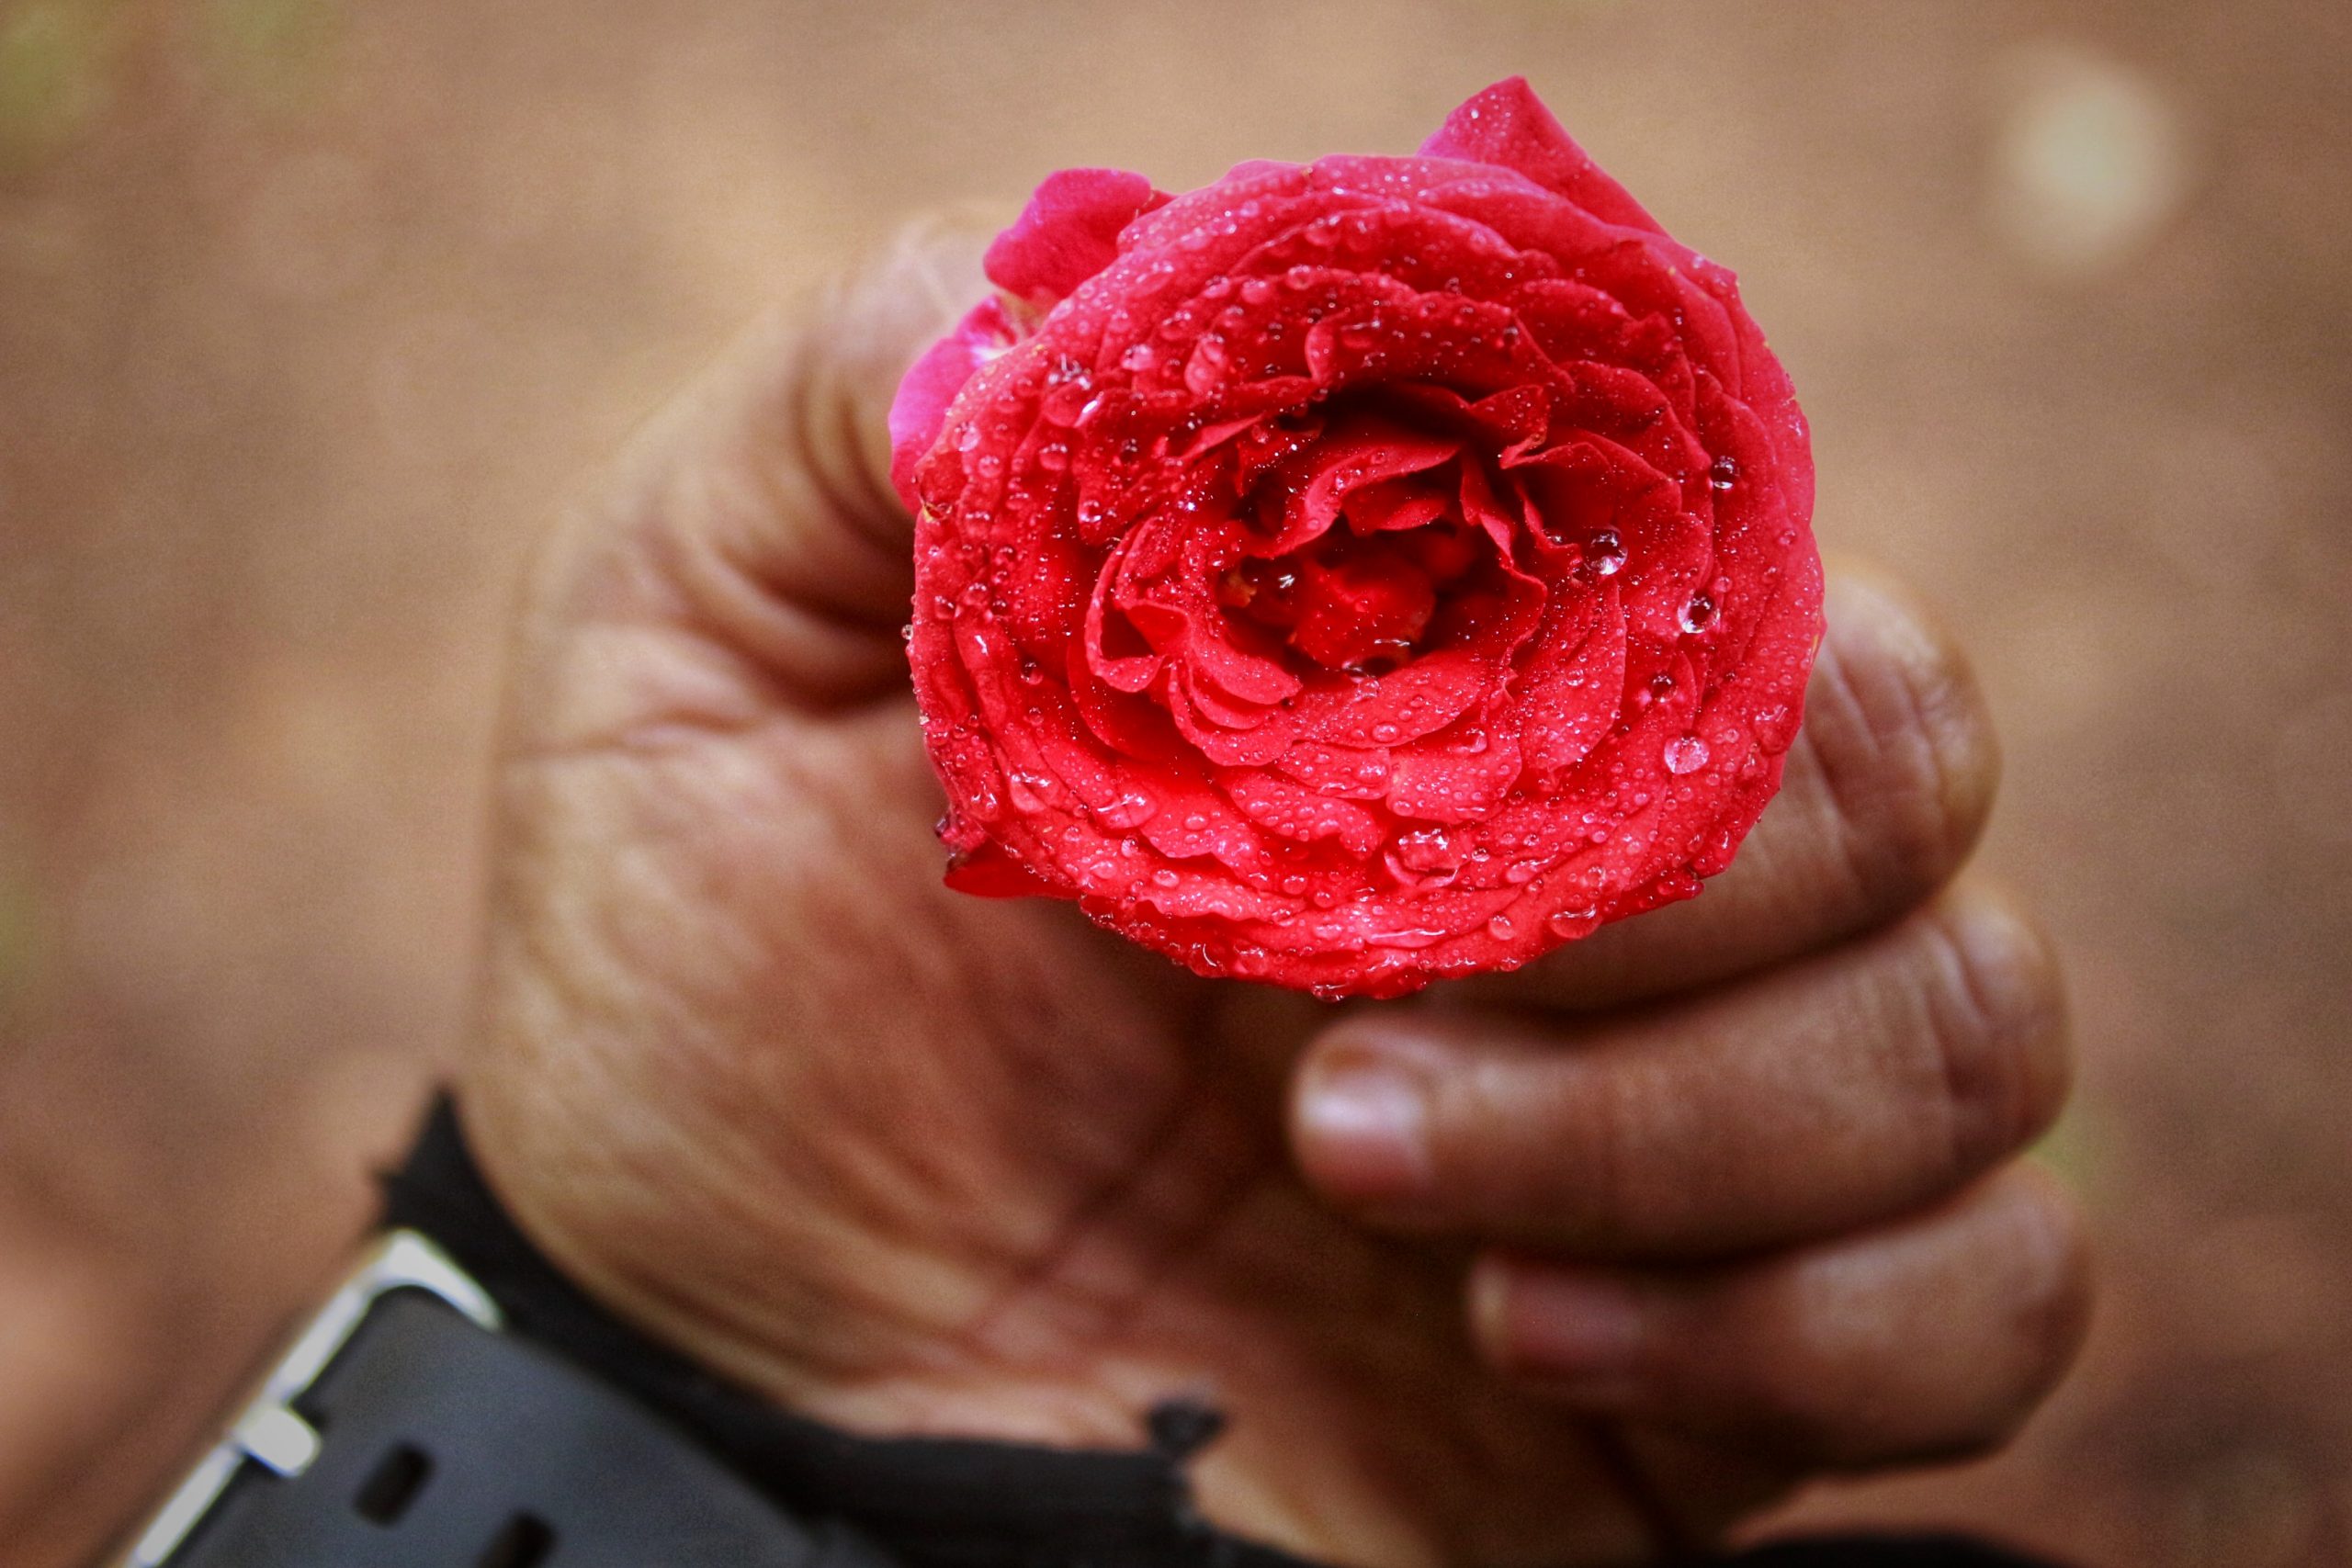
1545, 907, 1600, 939
1383, 828, 1463, 890
1486, 913, 1516, 940
1709, 454, 1739, 491
1664, 736, 1711, 774
1092, 792, 1157, 830
1366, 925, 1447, 950
1006, 772, 1060, 812
1679, 591, 1717, 635
1120, 343, 1158, 373
1587, 529, 1626, 577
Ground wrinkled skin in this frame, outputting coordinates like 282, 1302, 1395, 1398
460, 213, 2091, 1566
898, 81, 1824, 997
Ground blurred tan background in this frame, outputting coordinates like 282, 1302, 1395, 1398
1, 0, 2346, 1562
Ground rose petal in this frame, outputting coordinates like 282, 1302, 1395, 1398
1419, 77, 1664, 237
1516, 586, 1629, 777
1221, 771, 1387, 856
986, 168, 1170, 310
888, 296, 1022, 509
1385, 726, 1524, 822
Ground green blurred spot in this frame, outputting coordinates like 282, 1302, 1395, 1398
0, 859, 34, 1014
201, 0, 336, 107
2031, 1103, 2101, 1201
0, 0, 119, 165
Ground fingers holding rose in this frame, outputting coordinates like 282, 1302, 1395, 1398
1287, 887, 2086, 1477
1291, 884, 2068, 1255
1283, 570, 2088, 1477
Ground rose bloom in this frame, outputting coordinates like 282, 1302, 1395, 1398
891, 79, 1822, 998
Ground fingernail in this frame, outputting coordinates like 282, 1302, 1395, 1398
1296, 1055, 1431, 1200
1471, 1258, 1646, 1386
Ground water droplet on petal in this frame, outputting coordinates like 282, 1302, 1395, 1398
1709, 454, 1739, 491
1485, 913, 1516, 940
1005, 772, 1062, 812
1679, 591, 1717, 635
1665, 736, 1711, 774
1587, 529, 1626, 577
1092, 792, 1157, 830
1383, 828, 1463, 889
1545, 906, 1600, 939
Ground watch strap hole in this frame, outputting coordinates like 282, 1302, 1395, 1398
353, 1441, 434, 1525
475, 1512, 557, 1568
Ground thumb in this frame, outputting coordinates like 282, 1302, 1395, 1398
517, 213, 995, 725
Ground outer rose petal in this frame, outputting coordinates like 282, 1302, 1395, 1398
1419, 75, 1663, 236
888, 296, 1020, 510
984, 167, 1170, 310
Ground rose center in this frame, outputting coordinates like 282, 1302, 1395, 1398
1216, 518, 1486, 674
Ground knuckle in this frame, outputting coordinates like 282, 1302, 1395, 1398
1917, 891, 2073, 1176
1929, 1169, 2096, 1464
1733, 1169, 2093, 1472
1460, 1049, 1622, 1236
1811, 574, 2001, 914
1995, 1168, 2098, 1402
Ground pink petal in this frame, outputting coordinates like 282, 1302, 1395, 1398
1274, 741, 1393, 799
1221, 771, 1387, 856
985, 168, 1170, 310
1386, 727, 1524, 822
888, 296, 1019, 510
1517, 587, 1630, 777
1419, 77, 1663, 235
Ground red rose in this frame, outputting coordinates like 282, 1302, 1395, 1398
891, 78, 1822, 999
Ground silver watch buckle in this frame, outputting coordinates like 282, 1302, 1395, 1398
119, 1230, 502, 1566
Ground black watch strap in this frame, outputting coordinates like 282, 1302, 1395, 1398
381, 1097, 1313, 1568
154, 1280, 891, 1568
120, 1095, 2073, 1568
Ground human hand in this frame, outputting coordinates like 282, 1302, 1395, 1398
457, 220, 2089, 1568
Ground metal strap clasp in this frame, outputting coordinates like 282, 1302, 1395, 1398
119, 1230, 501, 1566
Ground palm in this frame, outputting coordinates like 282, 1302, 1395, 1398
480, 617, 1781, 1564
